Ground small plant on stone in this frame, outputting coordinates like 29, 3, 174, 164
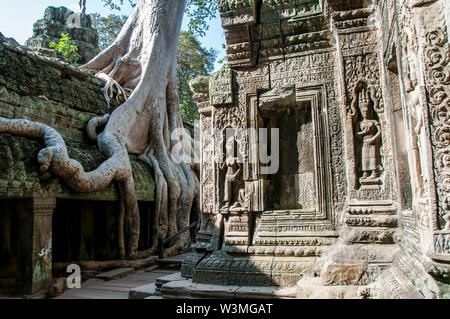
49, 33, 81, 65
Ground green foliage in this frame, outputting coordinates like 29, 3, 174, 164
49, 33, 81, 65
90, 13, 128, 50
100, 0, 217, 37
216, 43, 228, 69
90, 11, 217, 121
185, 0, 218, 37
101, 0, 136, 11
177, 31, 216, 121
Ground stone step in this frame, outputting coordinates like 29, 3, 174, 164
94, 268, 135, 281
144, 265, 159, 272
296, 276, 372, 299
383, 266, 423, 299
155, 272, 185, 289
128, 283, 157, 299
235, 286, 297, 299
159, 277, 297, 299
156, 252, 195, 269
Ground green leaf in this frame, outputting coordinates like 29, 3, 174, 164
51, 33, 81, 65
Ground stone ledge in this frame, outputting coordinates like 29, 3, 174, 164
155, 272, 185, 290
128, 283, 157, 299
296, 276, 375, 299
94, 268, 135, 281
160, 276, 297, 299
131, 271, 298, 299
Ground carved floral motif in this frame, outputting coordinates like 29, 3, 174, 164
423, 26, 450, 230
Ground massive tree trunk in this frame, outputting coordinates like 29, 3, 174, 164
0, 0, 199, 259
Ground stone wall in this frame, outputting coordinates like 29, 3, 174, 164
184, 0, 450, 298
0, 38, 154, 201
0, 38, 154, 295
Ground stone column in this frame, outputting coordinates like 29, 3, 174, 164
181, 76, 214, 279
16, 194, 56, 295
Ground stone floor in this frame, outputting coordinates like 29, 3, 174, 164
57, 253, 194, 299
1, 252, 299, 299
153, 276, 297, 299
56, 268, 177, 299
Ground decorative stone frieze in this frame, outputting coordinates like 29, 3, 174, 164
181, 0, 450, 298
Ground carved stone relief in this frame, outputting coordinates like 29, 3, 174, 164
339, 29, 397, 202
219, 132, 245, 212
422, 25, 450, 231
182, 0, 450, 294
350, 81, 383, 189
398, 4, 428, 200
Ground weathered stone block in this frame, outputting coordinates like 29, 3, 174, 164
322, 263, 369, 286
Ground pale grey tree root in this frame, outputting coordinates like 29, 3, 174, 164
0, 116, 140, 259
0, 0, 199, 260
80, 0, 200, 258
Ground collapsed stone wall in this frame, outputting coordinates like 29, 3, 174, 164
26, 6, 99, 64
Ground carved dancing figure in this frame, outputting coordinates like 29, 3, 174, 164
356, 87, 382, 183
220, 136, 243, 210
404, 26, 425, 196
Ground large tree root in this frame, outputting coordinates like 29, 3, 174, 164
1, 0, 200, 261
0, 116, 140, 258
81, 0, 200, 258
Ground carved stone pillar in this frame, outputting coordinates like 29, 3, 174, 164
415, 0, 450, 260
182, 76, 214, 278
16, 194, 55, 295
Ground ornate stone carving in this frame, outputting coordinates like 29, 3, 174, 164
422, 26, 450, 230
398, 7, 427, 200
338, 26, 397, 203
209, 68, 233, 106
181, 0, 450, 296
350, 81, 383, 189
433, 231, 450, 254
219, 134, 245, 211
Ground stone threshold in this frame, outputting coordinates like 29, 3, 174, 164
128, 272, 297, 299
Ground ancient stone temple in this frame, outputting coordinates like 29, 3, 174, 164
183, 0, 450, 298
0, 35, 155, 295
26, 6, 99, 64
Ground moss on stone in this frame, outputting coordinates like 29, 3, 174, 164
0, 42, 154, 201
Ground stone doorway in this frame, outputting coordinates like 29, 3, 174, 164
258, 86, 331, 218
